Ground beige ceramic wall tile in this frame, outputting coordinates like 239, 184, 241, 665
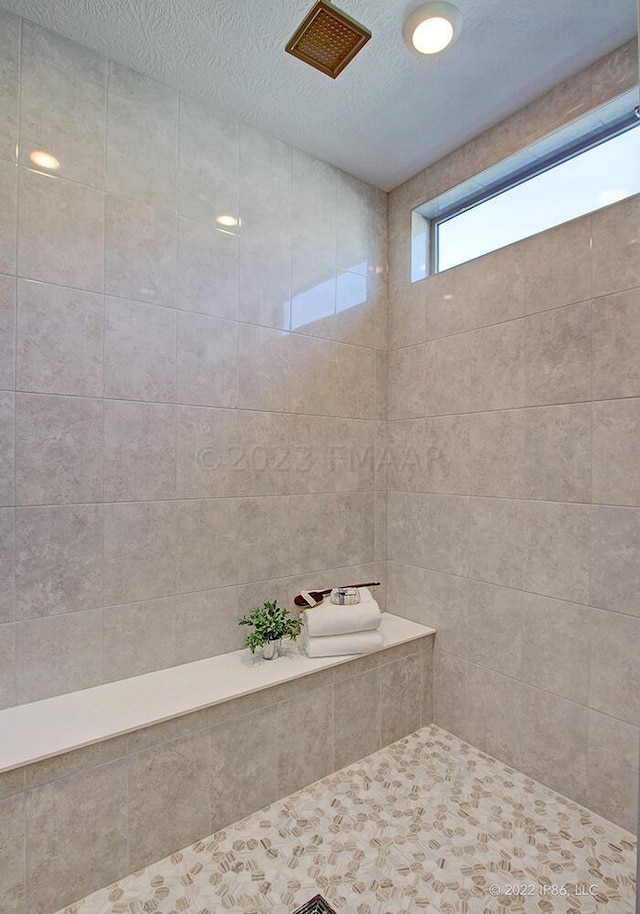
589, 608, 640, 725
105, 195, 176, 306
0, 10, 19, 164
107, 62, 177, 208
587, 710, 639, 833
466, 580, 522, 679
104, 400, 176, 502
239, 125, 291, 251
18, 170, 104, 292
334, 667, 381, 768
522, 216, 591, 314
0, 276, 15, 391
210, 705, 279, 832
592, 398, 640, 506
381, 653, 422, 745
525, 302, 592, 406
176, 406, 238, 499
17, 281, 103, 397
386, 490, 425, 568
0, 794, 25, 914
433, 651, 469, 739
238, 239, 290, 330
388, 344, 425, 419
388, 280, 425, 350
238, 323, 290, 412
520, 592, 589, 704
465, 663, 521, 769
179, 95, 239, 226
103, 501, 177, 605
591, 196, 640, 298
592, 288, 640, 400
0, 160, 17, 275
20, 23, 106, 188
178, 217, 238, 320
0, 623, 16, 708
235, 410, 291, 497
277, 685, 334, 796
16, 608, 103, 702
469, 320, 525, 412
177, 311, 238, 408
0, 508, 15, 625
128, 731, 210, 871
237, 495, 291, 583
175, 498, 238, 593
15, 393, 103, 505
523, 500, 590, 603
590, 505, 640, 617
24, 735, 129, 790
467, 497, 525, 589
175, 586, 240, 663
104, 296, 175, 401
422, 415, 469, 495
15, 504, 102, 620
519, 684, 588, 804
0, 392, 14, 507
334, 343, 377, 420
523, 403, 591, 503
424, 334, 470, 416
469, 410, 525, 498
103, 598, 176, 681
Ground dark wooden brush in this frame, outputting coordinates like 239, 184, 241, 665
294, 581, 380, 607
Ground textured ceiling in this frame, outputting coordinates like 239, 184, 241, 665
0, 0, 636, 189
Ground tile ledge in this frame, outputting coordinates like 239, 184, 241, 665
0, 613, 434, 774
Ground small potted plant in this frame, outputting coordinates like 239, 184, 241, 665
239, 600, 302, 660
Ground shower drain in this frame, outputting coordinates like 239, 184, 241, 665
292, 894, 338, 914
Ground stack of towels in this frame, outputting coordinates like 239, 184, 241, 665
301, 588, 382, 658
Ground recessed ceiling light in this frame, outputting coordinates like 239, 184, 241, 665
404, 2, 461, 55
29, 149, 60, 170
215, 213, 239, 227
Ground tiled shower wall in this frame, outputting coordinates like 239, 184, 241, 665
386, 40, 639, 831
0, 10, 388, 707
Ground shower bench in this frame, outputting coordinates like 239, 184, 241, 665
0, 612, 434, 914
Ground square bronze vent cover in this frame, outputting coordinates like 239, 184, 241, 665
285, 0, 371, 78
292, 895, 338, 914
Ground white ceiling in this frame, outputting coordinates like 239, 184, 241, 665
0, 0, 636, 190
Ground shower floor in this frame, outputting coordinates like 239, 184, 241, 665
59, 725, 636, 914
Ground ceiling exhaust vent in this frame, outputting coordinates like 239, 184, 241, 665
285, 0, 371, 79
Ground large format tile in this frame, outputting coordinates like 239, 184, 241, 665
103, 501, 176, 605
0, 275, 15, 391
0, 794, 24, 914
0, 9, 20, 163
176, 406, 237, 498
523, 215, 591, 313
104, 400, 176, 501
107, 61, 177, 207
589, 608, 640, 726
465, 663, 521, 769
15, 393, 103, 505
525, 302, 591, 405
128, 731, 210, 871
523, 403, 590, 502
20, 22, 106, 188
176, 498, 237, 593
381, 653, 422, 745
0, 160, 17, 275
0, 623, 15, 709
277, 684, 334, 796
178, 217, 238, 320
425, 334, 470, 416
592, 398, 640, 506
15, 505, 102, 619
238, 239, 290, 330
104, 296, 176, 401
18, 170, 104, 292
590, 505, 640, 617
105, 196, 176, 306
520, 592, 588, 704
468, 320, 525, 412
179, 94, 239, 226
16, 608, 103, 702
587, 710, 639, 833
26, 761, 127, 914
388, 343, 425, 419
0, 392, 13, 506
177, 311, 238, 408
237, 496, 291, 583
0, 508, 15, 625
469, 410, 524, 498
522, 500, 590, 603
103, 598, 176, 681
467, 497, 525, 588
240, 125, 291, 251
210, 705, 278, 832
334, 667, 381, 768
466, 580, 522, 679
17, 281, 103, 397
334, 343, 377, 420
175, 586, 240, 662
591, 196, 640, 297
592, 288, 640, 399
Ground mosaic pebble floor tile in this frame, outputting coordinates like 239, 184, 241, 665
59, 726, 636, 914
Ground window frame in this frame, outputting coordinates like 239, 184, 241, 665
423, 111, 639, 277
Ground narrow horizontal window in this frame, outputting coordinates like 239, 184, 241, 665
411, 91, 640, 279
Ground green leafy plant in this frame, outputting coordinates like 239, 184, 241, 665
239, 600, 302, 654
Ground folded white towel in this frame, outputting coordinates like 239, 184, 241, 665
303, 587, 381, 638
301, 622, 383, 658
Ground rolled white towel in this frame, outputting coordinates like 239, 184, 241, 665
301, 622, 383, 658
303, 587, 381, 638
